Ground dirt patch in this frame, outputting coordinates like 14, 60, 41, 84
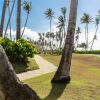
72, 55, 100, 68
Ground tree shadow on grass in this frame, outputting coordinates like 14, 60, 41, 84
42, 83, 67, 100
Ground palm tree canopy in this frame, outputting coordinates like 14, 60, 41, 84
95, 17, 100, 25
61, 7, 67, 16
81, 13, 93, 24
57, 15, 64, 28
76, 27, 81, 34
44, 8, 54, 19
23, 0, 32, 13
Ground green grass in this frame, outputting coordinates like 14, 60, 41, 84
24, 54, 100, 100
13, 57, 39, 74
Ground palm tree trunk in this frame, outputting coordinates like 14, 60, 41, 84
16, 0, 21, 40
50, 18, 52, 33
90, 25, 98, 50
86, 23, 89, 50
52, 0, 78, 83
0, 45, 40, 100
21, 13, 29, 37
4, 0, 15, 38
0, 0, 8, 37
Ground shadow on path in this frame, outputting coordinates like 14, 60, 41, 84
42, 83, 67, 100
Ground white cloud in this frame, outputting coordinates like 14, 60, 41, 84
5, 27, 39, 41
78, 29, 100, 50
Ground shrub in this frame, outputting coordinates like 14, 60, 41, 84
74, 50, 100, 54
0, 38, 37, 62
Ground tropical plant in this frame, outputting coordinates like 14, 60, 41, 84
16, 0, 21, 40
44, 8, 54, 33
81, 13, 93, 49
90, 16, 100, 50
52, 0, 78, 83
21, 0, 32, 37
0, 0, 8, 37
75, 27, 81, 48
4, 0, 15, 38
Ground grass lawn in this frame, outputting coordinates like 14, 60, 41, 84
24, 54, 100, 100
13, 57, 39, 74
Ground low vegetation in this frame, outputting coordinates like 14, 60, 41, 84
24, 54, 100, 100
0, 37, 39, 73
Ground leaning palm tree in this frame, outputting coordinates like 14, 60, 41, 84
4, 0, 15, 38
81, 13, 92, 49
57, 15, 64, 48
16, 0, 21, 40
21, 0, 32, 37
90, 17, 100, 50
0, 0, 8, 37
52, 0, 78, 83
44, 8, 54, 33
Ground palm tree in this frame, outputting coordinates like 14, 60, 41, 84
44, 8, 54, 33
0, 0, 8, 37
90, 17, 100, 50
75, 27, 81, 48
61, 7, 67, 38
4, 0, 15, 38
21, 0, 32, 37
16, 0, 21, 40
81, 13, 92, 49
52, 0, 78, 83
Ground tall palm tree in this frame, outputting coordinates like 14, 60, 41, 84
52, 0, 78, 83
81, 13, 92, 49
44, 8, 54, 33
21, 0, 32, 37
4, 0, 15, 38
75, 27, 81, 48
61, 7, 67, 38
16, 0, 21, 40
90, 17, 100, 50
0, 0, 8, 37
57, 15, 64, 48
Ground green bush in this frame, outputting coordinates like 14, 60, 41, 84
0, 37, 37, 62
74, 50, 100, 54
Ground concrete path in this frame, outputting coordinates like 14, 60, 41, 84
17, 55, 57, 80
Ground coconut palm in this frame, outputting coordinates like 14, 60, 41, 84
90, 17, 100, 50
4, 0, 15, 38
0, 0, 8, 37
57, 15, 64, 48
44, 8, 54, 33
81, 13, 93, 49
75, 27, 81, 48
52, 0, 78, 83
61, 7, 67, 38
21, 0, 32, 37
16, 0, 21, 40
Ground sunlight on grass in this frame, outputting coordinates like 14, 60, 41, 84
13, 57, 39, 74
24, 54, 100, 100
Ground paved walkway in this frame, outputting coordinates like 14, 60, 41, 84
17, 55, 57, 80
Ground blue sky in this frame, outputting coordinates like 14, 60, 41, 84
0, 0, 100, 32
0, 0, 100, 49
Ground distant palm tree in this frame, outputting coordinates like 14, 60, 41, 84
44, 8, 54, 33
61, 7, 67, 38
81, 13, 92, 49
52, 0, 78, 83
90, 17, 100, 50
0, 0, 8, 37
75, 27, 81, 48
16, 0, 21, 40
57, 15, 64, 48
21, 0, 32, 37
